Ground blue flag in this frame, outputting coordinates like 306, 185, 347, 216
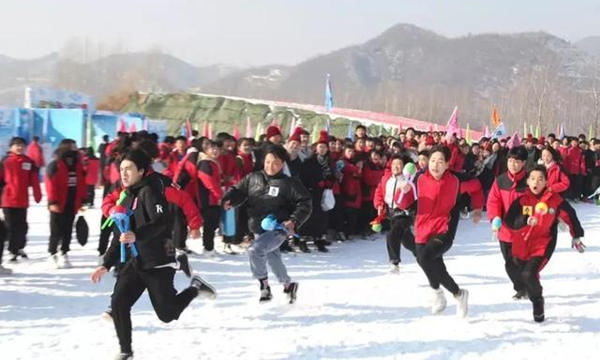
491, 122, 506, 139
346, 121, 354, 141
325, 74, 333, 112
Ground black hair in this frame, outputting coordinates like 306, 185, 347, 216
32, 136, 40, 142
164, 136, 175, 144
429, 145, 451, 162
541, 145, 561, 162
102, 134, 110, 142
263, 144, 289, 163
215, 132, 233, 143
137, 139, 160, 160
355, 124, 367, 131
343, 143, 355, 151
9, 137, 26, 147
175, 136, 187, 143
507, 146, 528, 161
191, 130, 199, 137
418, 150, 430, 158
528, 165, 547, 179
123, 149, 151, 173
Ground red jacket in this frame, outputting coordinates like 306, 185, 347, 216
26, 142, 45, 168
197, 157, 223, 207
362, 160, 384, 202
373, 172, 416, 211
486, 170, 528, 243
459, 178, 484, 210
174, 151, 200, 207
504, 189, 583, 260
236, 152, 254, 180
164, 150, 185, 179
45, 154, 86, 213
448, 143, 464, 172
565, 146, 584, 175
219, 151, 239, 188
85, 158, 100, 186
341, 158, 362, 209
546, 162, 570, 195
415, 170, 460, 244
0, 153, 42, 208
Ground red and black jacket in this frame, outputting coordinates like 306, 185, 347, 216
565, 146, 584, 175
546, 162, 570, 195
84, 157, 100, 186
174, 151, 201, 208
341, 157, 362, 209
45, 152, 86, 213
362, 160, 384, 202
486, 170, 528, 243
197, 154, 223, 208
504, 188, 583, 260
236, 152, 254, 180
415, 170, 460, 244
26, 142, 45, 168
0, 152, 42, 208
219, 151, 239, 189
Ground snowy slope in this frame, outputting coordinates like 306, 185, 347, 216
1, 191, 599, 360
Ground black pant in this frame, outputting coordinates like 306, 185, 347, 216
568, 174, 583, 200
98, 215, 112, 256
386, 215, 416, 264
0, 220, 6, 264
202, 206, 220, 251
111, 260, 198, 353
3, 208, 28, 255
499, 241, 526, 292
172, 205, 188, 250
329, 195, 345, 233
86, 185, 95, 206
359, 202, 376, 234
48, 209, 76, 255
416, 236, 459, 295
235, 203, 250, 244
515, 256, 544, 300
343, 207, 360, 237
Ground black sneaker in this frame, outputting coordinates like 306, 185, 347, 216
283, 282, 298, 304
512, 289, 528, 300
259, 286, 272, 303
9, 254, 18, 262
533, 297, 545, 322
297, 238, 311, 253
114, 352, 133, 360
190, 275, 217, 299
280, 240, 293, 253
17, 249, 28, 259
315, 240, 329, 253
177, 253, 192, 278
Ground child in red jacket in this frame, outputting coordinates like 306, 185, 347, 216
197, 140, 223, 254
45, 139, 86, 268
504, 165, 585, 322
0, 137, 42, 265
415, 145, 477, 317
340, 144, 363, 238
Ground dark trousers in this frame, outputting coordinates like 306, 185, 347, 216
98, 215, 112, 256
48, 209, 76, 255
202, 206, 220, 251
0, 220, 6, 264
499, 241, 526, 292
514, 256, 544, 300
2, 208, 28, 255
111, 260, 198, 353
386, 216, 416, 264
359, 202, 376, 234
343, 207, 360, 237
329, 195, 345, 233
235, 203, 250, 244
568, 174, 583, 200
172, 205, 188, 250
416, 237, 459, 295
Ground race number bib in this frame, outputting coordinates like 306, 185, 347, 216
21, 162, 31, 171
68, 171, 77, 187
268, 186, 279, 197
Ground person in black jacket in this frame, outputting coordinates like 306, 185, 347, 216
223, 144, 312, 303
91, 149, 216, 360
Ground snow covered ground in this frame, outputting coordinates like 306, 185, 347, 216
1, 190, 599, 360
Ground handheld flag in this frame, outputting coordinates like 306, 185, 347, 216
324, 73, 333, 112
445, 106, 459, 141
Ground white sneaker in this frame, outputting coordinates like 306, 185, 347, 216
431, 288, 447, 314
48, 254, 60, 268
389, 264, 400, 274
203, 249, 215, 257
57, 253, 72, 269
0, 264, 13, 275
455, 289, 469, 318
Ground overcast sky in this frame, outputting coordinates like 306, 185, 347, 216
1, 0, 599, 67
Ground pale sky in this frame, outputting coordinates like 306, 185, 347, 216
1, 0, 599, 67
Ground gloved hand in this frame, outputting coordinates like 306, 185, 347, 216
571, 238, 586, 253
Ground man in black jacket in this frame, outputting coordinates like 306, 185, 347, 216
223, 144, 312, 303
91, 149, 216, 360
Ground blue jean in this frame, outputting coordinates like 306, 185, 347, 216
248, 231, 291, 284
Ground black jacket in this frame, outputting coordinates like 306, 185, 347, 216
223, 170, 312, 234
102, 172, 175, 270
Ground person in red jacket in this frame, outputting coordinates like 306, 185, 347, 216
360, 150, 384, 236
26, 136, 45, 169
45, 139, 87, 268
340, 144, 363, 239
540, 146, 570, 195
565, 137, 584, 201
83, 147, 100, 207
0, 137, 42, 265
373, 154, 417, 272
197, 140, 223, 254
173, 146, 201, 253
163, 136, 187, 179
414, 145, 473, 317
504, 165, 585, 322
486, 146, 529, 299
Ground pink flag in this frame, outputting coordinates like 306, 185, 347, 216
245, 116, 253, 138
117, 118, 127, 133
203, 122, 210, 138
398, 124, 403, 134
445, 106, 459, 141
208, 122, 213, 139
142, 118, 149, 131
129, 121, 137, 133
289, 118, 296, 137
233, 123, 240, 140
484, 126, 490, 137
506, 132, 521, 149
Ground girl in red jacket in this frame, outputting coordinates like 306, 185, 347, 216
373, 154, 417, 273
45, 139, 87, 268
540, 146, 570, 195
0, 137, 42, 265
360, 150, 384, 236
504, 165, 585, 322
197, 140, 223, 254
340, 144, 363, 239
415, 145, 474, 317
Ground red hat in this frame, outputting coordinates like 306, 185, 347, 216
526, 133, 533, 142
266, 125, 281, 139
288, 127, 303, 142
426, 135, 435, 146
317, 130, 329, 145
538, 136, 546, 145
